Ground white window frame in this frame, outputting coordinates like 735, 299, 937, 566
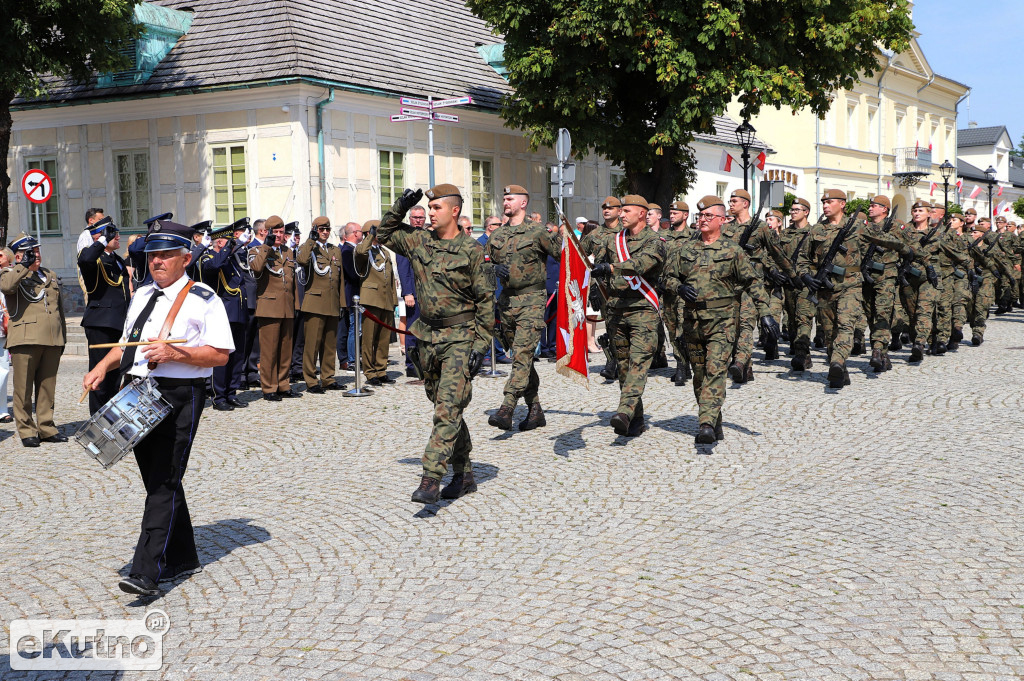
114, 149, 152, 232
211, 144, 248, 227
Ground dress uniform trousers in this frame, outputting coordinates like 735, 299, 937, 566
84, 326, 121, 413
10, 345, 62, 440
303, 312, 339, 387
257, 318, 293, 393
130, 377, 204, 582
212, 322, 247, 403
361, 305, 392, 381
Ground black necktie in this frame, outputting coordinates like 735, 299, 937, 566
119, 290, 163, 379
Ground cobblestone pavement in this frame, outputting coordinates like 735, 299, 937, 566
2, 311, 1024, 681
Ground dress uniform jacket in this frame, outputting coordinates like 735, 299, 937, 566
297, 239, 344, 315
251, 244, 296, 318
355, 238, 398, 381
78, 239, 131, 412
200, 244, 250, 324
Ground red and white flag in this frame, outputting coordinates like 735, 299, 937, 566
756, 151, 767, 171
556, 228, 590, 387
956, 178, 963, 193
719, 149, 735, 173
929, 182, 937, 196
969, 185, 982, 200
996, 185, 1003, 197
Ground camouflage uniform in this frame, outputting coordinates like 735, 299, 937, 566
779, 224, 814, 356
662, 235, 772, 429
591, 226, 665, 429
660, 228, 697, 372
485, 217, 560, 410
966, 231, 1009, 341
931, 227, 971, 347
951, 230, 972, 338
378, 200, 494, 482
994, 230, 1019, 312
860, 217, 906, 354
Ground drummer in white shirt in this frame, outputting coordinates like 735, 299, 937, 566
83, 219, 233, 597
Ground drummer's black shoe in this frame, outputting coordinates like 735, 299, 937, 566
159, 562, 203, 583
119, 575, 161, 597
212, 401, 234, 411
226, 397, 247, 408
41, 434, 67, 443
22, 437, 40, 447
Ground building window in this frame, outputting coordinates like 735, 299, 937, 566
26, 157, 60, 235
212, 145, 247, 226
895, 113, 905, 147
847, 104, 858, 149
867, 107, 879, 153
379, 149, 405, 217
847, 191, 856, 202
470, 158, 493, 225
715, 182, 728, 200
610, 170, 625, 196
115, 150, 151, 231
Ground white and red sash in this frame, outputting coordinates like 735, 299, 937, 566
615, 230, 659, 310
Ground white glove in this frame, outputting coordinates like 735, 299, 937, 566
97, 236, 108, 247
201, 233, 212, 247
287, 235, 297, 249
238, 229, 252, 245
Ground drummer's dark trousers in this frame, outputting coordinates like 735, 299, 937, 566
84, 326, 121, 414
131, 377, 205, 582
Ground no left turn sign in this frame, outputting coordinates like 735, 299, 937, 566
21, 169, 53, 204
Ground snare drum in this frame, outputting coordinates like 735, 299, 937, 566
75, 377, 172, 469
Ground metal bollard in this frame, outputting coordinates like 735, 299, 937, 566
480, 334, 507, 378
344, 295, 373, 397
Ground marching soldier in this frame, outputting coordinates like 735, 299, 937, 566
200, 218, 252, 410
355, 219, 398, 386
296, 216, 346, 392
993, 217, 1019, 314
250, 216, 300, 401
484, 184, 560, 431
859, 195, 904, 372
782, 198, 815, 366
77, 216, 130, 413
947, 212, 971, 351
930, 210, 971, 355
662, 200, 694, 386
589, 195, 665, 437
965, 217, 1009, 345
1, 234, 67, 447
663, 196, 780, 444
580, 196, 623, 380
379, 184, 494, 504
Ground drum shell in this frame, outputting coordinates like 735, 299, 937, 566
75, 378, 172, 469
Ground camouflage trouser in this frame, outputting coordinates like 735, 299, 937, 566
932, 274, 954, 342
606, 306, 659, 420
497, 291, 545, 408
685, 310, 737, 427
732, 292, 756, 366
766, 287, 785, 323
900, 280, 938, 344
891, 283, 910, 338
662, 291, 689, 363
790, 288, 817, 357
863, 274, 898, 350
853, 289, 868, 346
969, 275, 996, 336
953, 274, 969, 332
817, 285, 861, 365
420, 338, 474, 480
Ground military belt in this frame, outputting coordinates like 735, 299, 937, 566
685, 296, 738, 311
502, 283, 546, 297
421, 311, 476, 329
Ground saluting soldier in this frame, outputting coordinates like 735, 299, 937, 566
484, 184, 560, 431
128, 213, 173, 288
250, 216, 300, 401
188, 220, 213, 281
378, 184, 494, 504
589, 195, 665, 437
355, 219, 398, 386
296, 216, 346, 393
662, 196, 780, 444
285, 222, 307, 381
200, 218, 252, 410
859, 195, 905, 372
1, 234, 67, 447
661, 200, 694, 386
77, 216, 130, 413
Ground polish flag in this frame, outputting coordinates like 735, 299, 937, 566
719, 149, 735, 173
996, 185, 1003, 197
969, 185, 982, 200
915, 140, 920, 154
756, 151, 767, 171
929, 182, 937, 196
955, 178, 963, 193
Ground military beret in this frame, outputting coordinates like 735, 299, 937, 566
821, 189, 846, 201
671, 201, 689, 212
730, 189, 751, 202
794, 198, 811, 210
853, 211, 868, 223
647, 203, 662, 213
949, 212, 964, 220
767, 209, 784, 220
265, 215, 285, 230
602, 196, 621, 208
502, 184, 528, 197
996, 216, 1007, 223
363, 219, 380, 231
425, 184, 461, 200
143, 212, 173, 226
977, 216, 991, 223
10, 232, 40, 251
89, 216, 116, 235
144, 220, 193, 252
190, 220, 213, 234
965, 208, 978, 215
230, 217, 251, 232
312, 216, 331, 229
284, 221, 301, 235
621, 194, 649, 209
869, 195, 891, 210
911, 200, 931, 210
696, 195, 725, 210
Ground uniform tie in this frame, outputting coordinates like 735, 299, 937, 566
119, 290, 163, 379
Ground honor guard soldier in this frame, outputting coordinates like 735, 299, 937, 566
250, 216, 300, 400
188, 220, 213, 281
78, 216, 131, 413
83, 219, 233, 597
296, 216, 346, 392
200, 219, 253, 410
284, 222, 306, 381
662, 200, 694, 386
663, 196, 780, 443
355, 219, 398, 386
484, 184, 560, 431
589, 195, 666, 437
129, 213, 173, 288
378, 184, 495, 504
1, 234, 67, 447
580, 196, 623, 380
238, 219, 262, 388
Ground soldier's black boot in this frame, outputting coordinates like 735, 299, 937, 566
488, 404, 515, 431
791, 354, 808, 372
909, 342, 924, 362
627, 412, 647, 437
852, 338, 865, 356
744, 361, 754, 383
671, 366, 683, 385
971, 334, 983, 346
651, 350, 668, 370
889, 336, 902, 352
714, 413, 724, 441
869, 348, 883, 371
900, 332, 911, 345
763, 334, 779, 361
610, 412, 631, 436
931, 338, 946, 356
813, 333, 825, 348
600, 353, 618, 381
441, 471, 477, 499
411, 476, 440, 504
883, 353, 892, 372
680, 360, 692, 383
518, 403, 547, 431
695, 424, 716, 444
828, 362, 846, 389
729, 362, 746, 384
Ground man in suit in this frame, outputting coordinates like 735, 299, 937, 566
297, 216, 346, 392
250, 216, 300, 401
77, 216, 130, 413
355, 220, 398, 385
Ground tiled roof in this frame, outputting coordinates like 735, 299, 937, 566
957, 126, 1008, 148
957, 159, 989, 181
696, 116, 772, 152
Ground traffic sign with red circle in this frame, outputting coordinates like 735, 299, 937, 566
21, 169, 53, 204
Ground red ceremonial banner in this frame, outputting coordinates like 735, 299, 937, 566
556, 228, 590, 387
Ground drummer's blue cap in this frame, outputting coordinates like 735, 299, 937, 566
10, 233, 40, 251
143, 212, 173, 227
89, 216, 116, 235
144, 220, 194, 252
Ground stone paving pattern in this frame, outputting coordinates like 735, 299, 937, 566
2, 312, 1024, 680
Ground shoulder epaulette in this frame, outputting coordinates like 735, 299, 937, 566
189, 284, 215, 301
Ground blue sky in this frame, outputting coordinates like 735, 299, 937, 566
914, 1, 1022, 149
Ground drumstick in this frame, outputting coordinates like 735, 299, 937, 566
88, 338, 188, 349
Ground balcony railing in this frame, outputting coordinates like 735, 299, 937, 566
893, 147, 932, 175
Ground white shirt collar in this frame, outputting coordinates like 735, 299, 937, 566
154, 273, 190, 297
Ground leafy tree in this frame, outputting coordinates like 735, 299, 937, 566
0, 1, 141, 245
467, 0, 913, 208
783, 192, 797, 214
946, 201, 963, 216
845, 198, 870, 217
1014, 132, 1024, 158
1013, 196, 1024, 220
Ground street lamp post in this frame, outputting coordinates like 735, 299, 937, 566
735, 120, 756, 192
939, 160, 954, 226
985, 165, 997, 222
